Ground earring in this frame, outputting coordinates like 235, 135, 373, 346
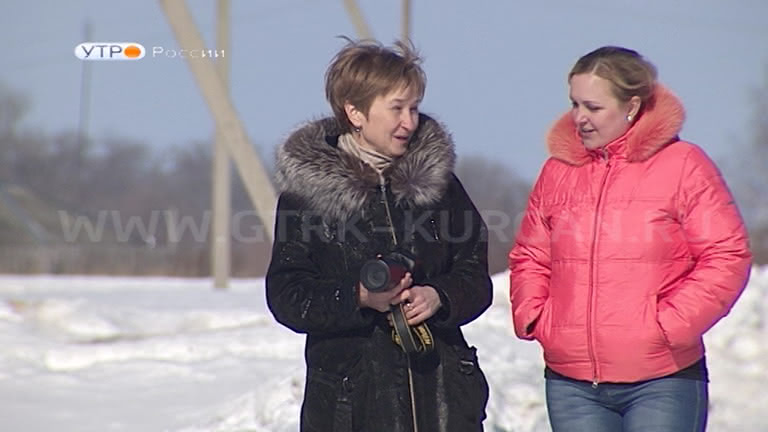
626, 114, 633, 123
353, 126, 361, 133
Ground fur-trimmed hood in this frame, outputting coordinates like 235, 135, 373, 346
547, 84, 686, 165
275, 114, 456, 222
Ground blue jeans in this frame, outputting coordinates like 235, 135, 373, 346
546, 375, 708, 432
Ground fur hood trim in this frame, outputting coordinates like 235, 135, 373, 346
547, 84, 686, 165
275, 114, 455, 222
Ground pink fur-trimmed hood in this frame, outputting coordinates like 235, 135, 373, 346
510, 82, 752, 384
546, 84, 686, 165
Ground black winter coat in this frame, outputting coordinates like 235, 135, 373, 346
266, 115, 493, 432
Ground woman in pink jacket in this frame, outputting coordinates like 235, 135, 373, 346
508, 46, 752, 432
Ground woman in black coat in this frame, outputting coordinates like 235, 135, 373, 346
266, 39, 493, 432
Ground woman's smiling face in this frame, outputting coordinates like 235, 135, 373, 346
346, 84, 421, 158
569, 73, 638, 150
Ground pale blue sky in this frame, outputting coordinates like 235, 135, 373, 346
3, 0, 767, 180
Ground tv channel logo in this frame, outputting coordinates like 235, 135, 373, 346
75, 43, 146, 61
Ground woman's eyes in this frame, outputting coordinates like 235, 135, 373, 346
571, 102, 601, 112
391, 106, 419, 112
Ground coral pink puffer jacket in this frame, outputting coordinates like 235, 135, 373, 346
508, 85, 752, 384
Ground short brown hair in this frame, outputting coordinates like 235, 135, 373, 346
325, 38, 426, 133
569, 46, 657, 107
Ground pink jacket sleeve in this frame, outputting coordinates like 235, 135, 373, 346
508, 169, 551, 340
657, 146, 752, 347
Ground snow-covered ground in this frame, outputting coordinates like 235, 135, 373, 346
0, 267, 765, 432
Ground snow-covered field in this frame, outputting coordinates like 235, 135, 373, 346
0, 267, 766, 432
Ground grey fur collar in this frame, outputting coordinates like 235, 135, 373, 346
275, 114, 456, 223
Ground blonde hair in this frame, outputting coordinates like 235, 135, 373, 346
569, 46, 657, 107
325, 38, 426, 133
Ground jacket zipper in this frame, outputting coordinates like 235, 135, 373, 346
587, 152, 612, 388
378, 177, 418, 432
379, 177, 398, 247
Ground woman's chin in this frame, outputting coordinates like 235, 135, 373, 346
581, 139, 604, 150
390, 143, 409, 157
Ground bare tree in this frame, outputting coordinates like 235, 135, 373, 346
456, 156, 532, 274
745, 67, 768, 262
0, 83, 28, 138
726, 66, 768, 263
0, 83, 31, 182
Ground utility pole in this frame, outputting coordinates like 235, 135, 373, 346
342, 0, 372, 39
159, 0, 277, 289
401, 0, 411, 42
76, 20, 92, 203
343, 1, 412, 42
212, 0, 231, 289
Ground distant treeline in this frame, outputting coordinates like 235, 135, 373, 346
0, 129, 531, 275
0, 82, 535, 275
1, 80, 766, 277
